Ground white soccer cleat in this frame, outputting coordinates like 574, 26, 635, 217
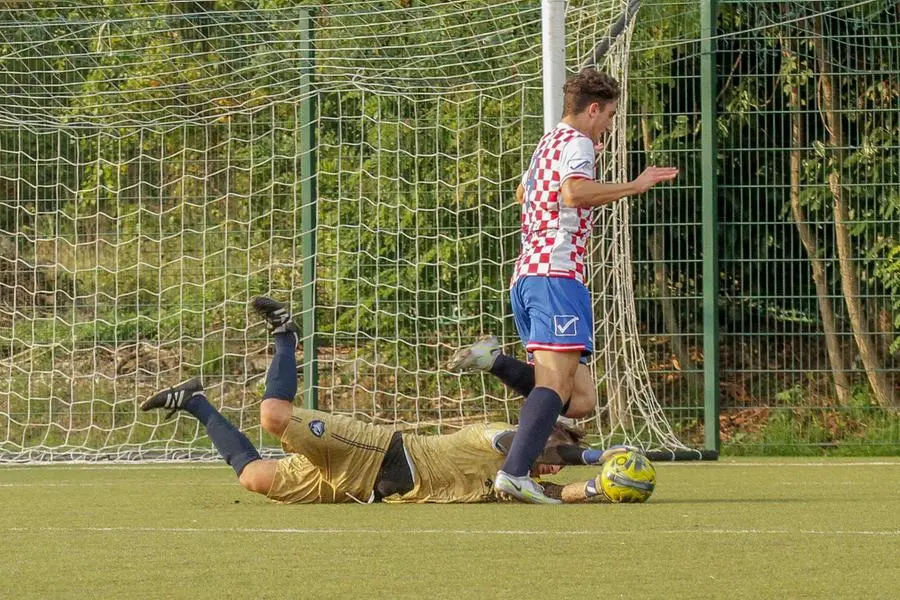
447, 335, 500, 372
494, 470, 561, 504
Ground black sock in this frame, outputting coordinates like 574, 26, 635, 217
489, 354, 535, 398
185, 394, 261, 477
501, 387, 563, 477
263, 330, 298, 402
556, 444, 588, 465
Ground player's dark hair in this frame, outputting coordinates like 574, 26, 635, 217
562, 69, 620, 116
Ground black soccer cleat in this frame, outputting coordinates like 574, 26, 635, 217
252, 296, 299, 335
140, 378, 204, 420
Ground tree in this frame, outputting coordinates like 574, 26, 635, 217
812, 14, 896, 409
777, 8, 850, 405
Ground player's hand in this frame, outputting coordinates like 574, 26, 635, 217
631, 166, 679, 194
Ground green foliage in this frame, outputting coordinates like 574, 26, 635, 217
875, 246, 900, 355
1, 1, 898, 455
724, 406, 900, 457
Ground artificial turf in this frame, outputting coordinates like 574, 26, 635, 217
1, 457, 897, 600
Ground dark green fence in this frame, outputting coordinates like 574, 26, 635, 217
630, 0, 899, 453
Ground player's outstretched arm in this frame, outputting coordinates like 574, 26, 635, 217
539, 443, 636, 466
561, 165, 679, 208
542, 479, 610, 504
522, 420, 635, 466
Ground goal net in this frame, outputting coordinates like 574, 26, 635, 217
0, 0, 695, 461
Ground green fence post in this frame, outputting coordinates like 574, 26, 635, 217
701, 0, 720, 453
299, 10, 318, 410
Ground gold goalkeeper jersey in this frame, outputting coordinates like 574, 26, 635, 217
383, 423, 511, 504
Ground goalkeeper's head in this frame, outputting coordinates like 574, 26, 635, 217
562, 68, 620, 144
530, 420, 588, 477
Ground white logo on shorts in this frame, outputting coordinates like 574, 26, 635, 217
553, 315, 578, 337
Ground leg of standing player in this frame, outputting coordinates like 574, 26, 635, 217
448, 338, 597, 418
498, 347, 580, 470
494, 276, 597, 503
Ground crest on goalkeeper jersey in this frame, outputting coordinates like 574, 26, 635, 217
308, 420, 326, 438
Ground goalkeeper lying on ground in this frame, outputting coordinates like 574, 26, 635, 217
140, 297, 629, 504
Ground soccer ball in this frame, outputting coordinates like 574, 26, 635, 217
598, 450, 656, 503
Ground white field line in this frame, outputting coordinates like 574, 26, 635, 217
4, 526, 899, 537
0, 464, 225, 470
665, 461, 900, 467
0, 460, 898, 471
1, 480, 890, 489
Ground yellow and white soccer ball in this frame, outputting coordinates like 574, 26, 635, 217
598, 450, 656, 503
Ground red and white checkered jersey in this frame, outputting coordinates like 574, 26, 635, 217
511, 123, 596, 285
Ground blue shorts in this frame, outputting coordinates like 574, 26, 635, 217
510, 276, 593, 362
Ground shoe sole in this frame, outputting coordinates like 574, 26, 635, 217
253, 297, 297, 333
446, 348, 475, 371
446, 336, 498, 372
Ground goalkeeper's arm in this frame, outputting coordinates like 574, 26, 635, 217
537, 421, 610, 466
493, 424, 615, 503
495, 423, 606, 466
541, 480, 610, 504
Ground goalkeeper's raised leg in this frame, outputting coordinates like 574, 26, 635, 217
252, 295, 301, 439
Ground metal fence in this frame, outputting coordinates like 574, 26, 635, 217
631, 0, 898, 453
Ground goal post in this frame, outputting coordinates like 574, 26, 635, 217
298, 8, 319, 412
541, 0, 566, 132
0, 0, 708, 462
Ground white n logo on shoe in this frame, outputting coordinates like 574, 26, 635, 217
164, 390, 185, 409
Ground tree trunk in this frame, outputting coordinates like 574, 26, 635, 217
779, 33, 851, 405
812, 17, 897, 409
640, 114, 701, 393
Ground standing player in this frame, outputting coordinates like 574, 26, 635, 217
462, 68, 679, 503
140, 297, 634, 504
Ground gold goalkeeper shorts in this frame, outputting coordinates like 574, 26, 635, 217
266, 407, 394, 504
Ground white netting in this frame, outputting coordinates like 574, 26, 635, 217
0, 0, 693, 462
585, 8, 694, 455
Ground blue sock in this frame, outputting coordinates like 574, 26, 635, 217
501, 387, 563, 477
582, 448, 604, 464
264, 331, 298, 402
185, 394, 261, 477
489, 354, 535, 398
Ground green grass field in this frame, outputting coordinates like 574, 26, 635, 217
1, 458, 898, 600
